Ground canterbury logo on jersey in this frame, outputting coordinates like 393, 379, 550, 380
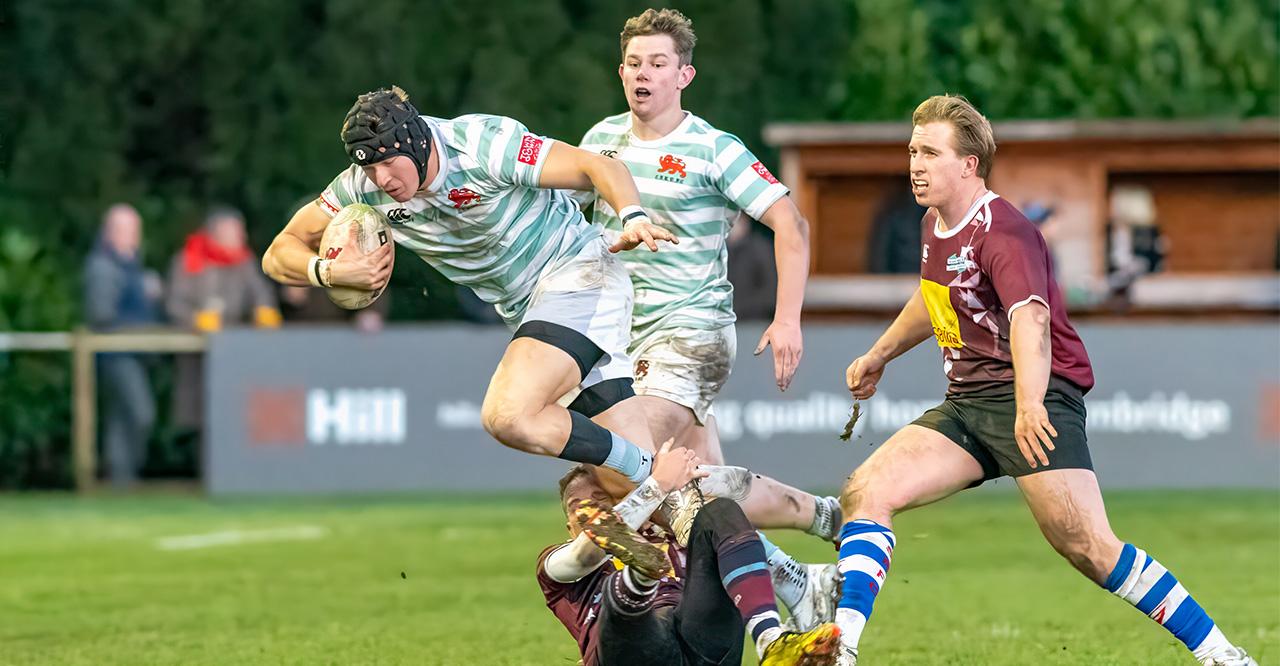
387, 208, 411, 223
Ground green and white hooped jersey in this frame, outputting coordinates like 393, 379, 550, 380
320, 114, 599, 327
577, 112, 788, 341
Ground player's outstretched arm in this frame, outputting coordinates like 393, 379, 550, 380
846, 287, 933, 398
754, 197, 811, 392
263, 202, 392, 291
537, 142, 676, 252
263, 202, 332, 286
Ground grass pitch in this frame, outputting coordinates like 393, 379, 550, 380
1, 489, 1276, 665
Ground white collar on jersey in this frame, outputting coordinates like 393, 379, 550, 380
933, 190, 1000, 239
420, 117, 449, 194
626, 111, 695, 147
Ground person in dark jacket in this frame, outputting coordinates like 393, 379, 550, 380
84, 203, 163, 487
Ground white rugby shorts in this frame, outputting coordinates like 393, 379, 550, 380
520, 236, 634, 390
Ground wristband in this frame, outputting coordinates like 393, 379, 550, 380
619, 205, 649, 227
307, 256, 323, 287
307, 256, 333, 288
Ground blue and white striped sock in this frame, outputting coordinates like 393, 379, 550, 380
600, 432, 653, 483
1104, 543, 1232, 661
835, 519, 896, 650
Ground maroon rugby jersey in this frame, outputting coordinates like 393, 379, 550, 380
535, 526, 686, 665
918, 192, 1093, 393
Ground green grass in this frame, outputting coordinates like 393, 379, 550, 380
0, 490, 1276, 665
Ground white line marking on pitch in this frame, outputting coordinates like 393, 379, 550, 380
155, 525, 329, 551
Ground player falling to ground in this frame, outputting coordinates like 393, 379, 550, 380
574, 8, 842, 617
263, 86, 677, 495
538, 439, 841, 666
828, 95, 1257, 666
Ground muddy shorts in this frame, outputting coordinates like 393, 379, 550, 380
911, 376, 1093, 483
629, 324, 736, 425
519, 237, 635, 391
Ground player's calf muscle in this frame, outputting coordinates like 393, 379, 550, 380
1038, 513, 1121, 583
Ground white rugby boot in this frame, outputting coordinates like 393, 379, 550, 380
1201, 646, 1258, 666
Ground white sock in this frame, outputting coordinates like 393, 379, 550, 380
836, 607, 868, 650
755, 625, 784, 659
758, 531, 807, 611
1191, 626, 1232, 662
807, 495, 841, 541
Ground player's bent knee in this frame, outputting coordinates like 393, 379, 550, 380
691, 497, 750, 539
840, 468, 894, 519
480, 404, 539, 453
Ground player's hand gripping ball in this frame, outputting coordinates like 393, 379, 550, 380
318, 203, 394, 309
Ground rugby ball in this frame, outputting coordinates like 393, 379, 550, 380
318, 203, 394, 310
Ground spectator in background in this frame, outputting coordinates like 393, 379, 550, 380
166, 206, 281, 437
1105, 185, 1168, 309
866, 181, 926, 274
726, 215, 777, 321
84, 203, 163, 487
1023, 202, 1060, 267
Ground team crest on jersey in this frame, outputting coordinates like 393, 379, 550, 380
656, 154, 687, 181
750, 161, 779, 185
635, 359, 650, 380
945, 246, 977, 273
448, 187, 482, 210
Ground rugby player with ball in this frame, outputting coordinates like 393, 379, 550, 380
264, 86, 677, 497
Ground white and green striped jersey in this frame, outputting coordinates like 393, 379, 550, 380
577, 112, 788, 341
320, 114, 599, 326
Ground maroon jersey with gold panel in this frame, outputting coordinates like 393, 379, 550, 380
535, 526, 686, 666
918, 192, 1094, 394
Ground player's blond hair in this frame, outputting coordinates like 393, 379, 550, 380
912, 95, 996, 179
620, 8, 696, 66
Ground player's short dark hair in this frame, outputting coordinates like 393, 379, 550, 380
912, 95, 997, 179
557, 465, 613, 519
620, 8, 696, 66
557, 465, 592, 502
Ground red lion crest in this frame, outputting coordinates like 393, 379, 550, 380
657, 154, 687, 179
448, 187, 482, 210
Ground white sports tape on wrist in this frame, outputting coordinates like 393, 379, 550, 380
307, 256, 325, 287
619, 205, 648, 227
